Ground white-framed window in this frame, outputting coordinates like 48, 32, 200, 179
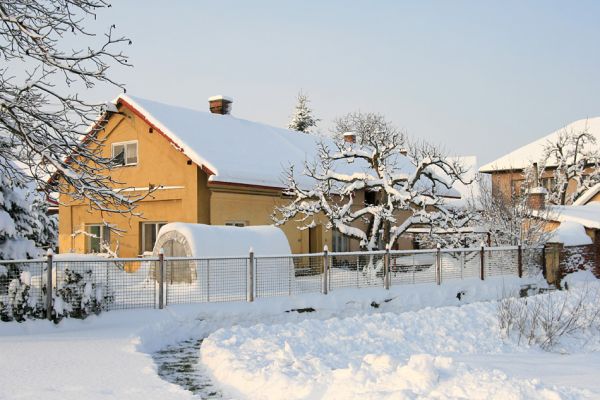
141, 222, 167, 254
112, 140, 138, 166
332, 230, 350, 252
85, 224, 110, 253
225, 221, 246, 227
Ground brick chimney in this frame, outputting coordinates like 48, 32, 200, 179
208, 95, 233, 115
343, 132, 356, 144
526, 187, 547, 210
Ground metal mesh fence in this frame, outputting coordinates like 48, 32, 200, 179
328, 252, 386, 290
0, 260, 46, 315
53, 259, 157, 310
0, 245, 550, 316
165, 257, 248, 304
389, 250, 437, 285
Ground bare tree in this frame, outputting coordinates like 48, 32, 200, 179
540, 122, 600, 205
274, 112, 472, 251
0, 0, 150, 215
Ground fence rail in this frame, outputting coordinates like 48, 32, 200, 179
0, 246, 544, 319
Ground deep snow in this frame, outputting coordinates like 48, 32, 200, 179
1, 274, 598, 399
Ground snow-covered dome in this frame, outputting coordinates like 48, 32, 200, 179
152, 223, 292, 284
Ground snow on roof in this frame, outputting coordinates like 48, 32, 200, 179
117, 94, 461, 197
155, 223, 291, 257
479, 117, 600, 173
573, 183, 600, 206
548, 221, 592, 246
538, 202, 600, 230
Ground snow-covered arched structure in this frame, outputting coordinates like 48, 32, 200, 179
152, 223, 292, 284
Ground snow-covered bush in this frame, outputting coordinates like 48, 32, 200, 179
288, 91, 319, 134
52, 268, 113, 323
498, 283, 600, 350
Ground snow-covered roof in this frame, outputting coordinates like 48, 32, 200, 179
537, 202, 600, 230
116, 94, 461, 197
573, 183, 600, 206
479, 117, 600, 173
548, 221, 592, 246
154, 223, 291, 257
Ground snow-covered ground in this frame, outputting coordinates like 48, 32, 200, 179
1, 274, 599, 399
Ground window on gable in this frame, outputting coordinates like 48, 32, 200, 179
112, 141, 138, 166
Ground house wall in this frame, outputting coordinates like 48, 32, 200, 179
58, 106, 201, 257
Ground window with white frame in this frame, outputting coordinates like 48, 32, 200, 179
112, 141, 138, 166
85, 224, 110, 253
225, 221, 246, 227
141, 222, 167, 254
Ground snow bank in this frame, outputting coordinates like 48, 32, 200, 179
201, 281, 599, 399
548, 221, 593, 246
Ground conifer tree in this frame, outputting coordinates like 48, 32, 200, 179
288, 91, 319, 134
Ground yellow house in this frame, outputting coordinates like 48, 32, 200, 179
59, 94, 339, 257
58, 94, 468, 257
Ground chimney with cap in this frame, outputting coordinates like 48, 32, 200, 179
208, 95, 233, 115
343, 131, 356, 144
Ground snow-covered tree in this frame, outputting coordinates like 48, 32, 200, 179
0, 0, 150, 215
288, 91, 319, 133
274, 112, 472, 251
0, 172, 57, 260
539, 123, 600, 205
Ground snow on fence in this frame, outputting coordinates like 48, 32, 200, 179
0, 246, 544, 318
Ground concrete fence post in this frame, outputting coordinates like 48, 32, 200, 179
46, 249, 53, 321
158, 249, 164, 309
247, 248, 255, 302
384, 246, 391, 290
517, 243, 523, 278
435, 244, 441, 285
322, 246, 329, 295
480, 244, 485, 280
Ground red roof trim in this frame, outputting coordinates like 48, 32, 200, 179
118, 97, 216, 176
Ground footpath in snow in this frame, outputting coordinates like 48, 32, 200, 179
1, 274, 599, 399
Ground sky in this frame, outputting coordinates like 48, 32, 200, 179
88, 1, 600, 165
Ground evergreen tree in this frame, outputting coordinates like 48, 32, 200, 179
0, 171, 57, 260
288, 92, 319, 133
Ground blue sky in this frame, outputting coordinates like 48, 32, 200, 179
93, 1, 600, 164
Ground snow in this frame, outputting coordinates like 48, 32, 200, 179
202, 278, 600, 399
548, 221, 593, 246
539, 202, 600, 229
208, 95, 233, 102
480, 117, 600, 172
154, 223, 291, 257
573, 182, 600, 205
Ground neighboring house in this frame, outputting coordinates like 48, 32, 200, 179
479, 117, 600, 202
58, 94, 469, 258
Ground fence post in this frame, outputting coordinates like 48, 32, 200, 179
436, 244, 441, 285
158, 249, 164, 309
46, 249, 53, 321
322, 246, 329, 295
480, 244, 485, 280
384, 246, 390, 290
247, 248, 255, 302
517, 243, 523, 278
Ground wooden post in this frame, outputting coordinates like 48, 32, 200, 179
517, 244, 523, 278
436, 245, 441, 285
158, 249, 164, 309
322, 246, 329, 295
480, 244, 485, 280
247, 249, 255, 302
46, 249, 53, 321
384, 246, 390, 290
